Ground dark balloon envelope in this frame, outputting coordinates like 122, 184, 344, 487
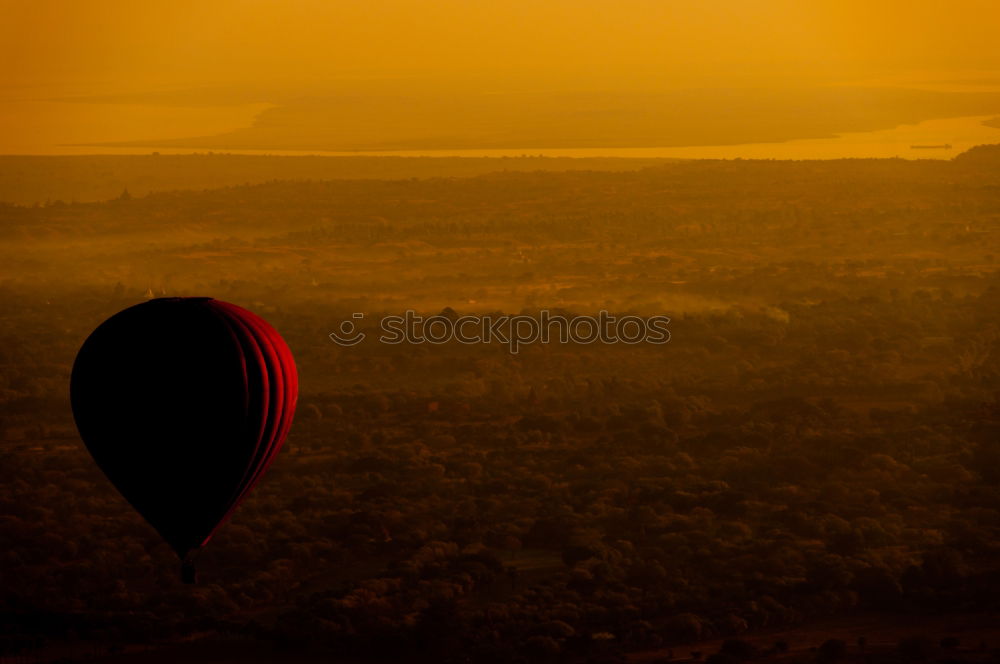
70, 298, 297, 580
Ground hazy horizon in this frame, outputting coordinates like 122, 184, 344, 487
3, 1, 1000, 157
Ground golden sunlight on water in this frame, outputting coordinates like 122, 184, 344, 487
582, 114, 1000, 160
13, 112, 995, 161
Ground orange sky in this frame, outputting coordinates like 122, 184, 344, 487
2, 1, 1000, 155
3, 0, 1000, 96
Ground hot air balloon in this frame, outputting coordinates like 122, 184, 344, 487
70, 297, 297, 582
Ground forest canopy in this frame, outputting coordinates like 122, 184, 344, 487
1, 149, 999, 662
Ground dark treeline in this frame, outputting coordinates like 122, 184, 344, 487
0, 153, 673, 207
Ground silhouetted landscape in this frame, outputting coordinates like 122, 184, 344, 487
0, 154, 673, 206
2, 146, 999, 662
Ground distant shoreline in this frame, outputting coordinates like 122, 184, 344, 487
2, 114, 994, 162
2, 143, 999, 207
